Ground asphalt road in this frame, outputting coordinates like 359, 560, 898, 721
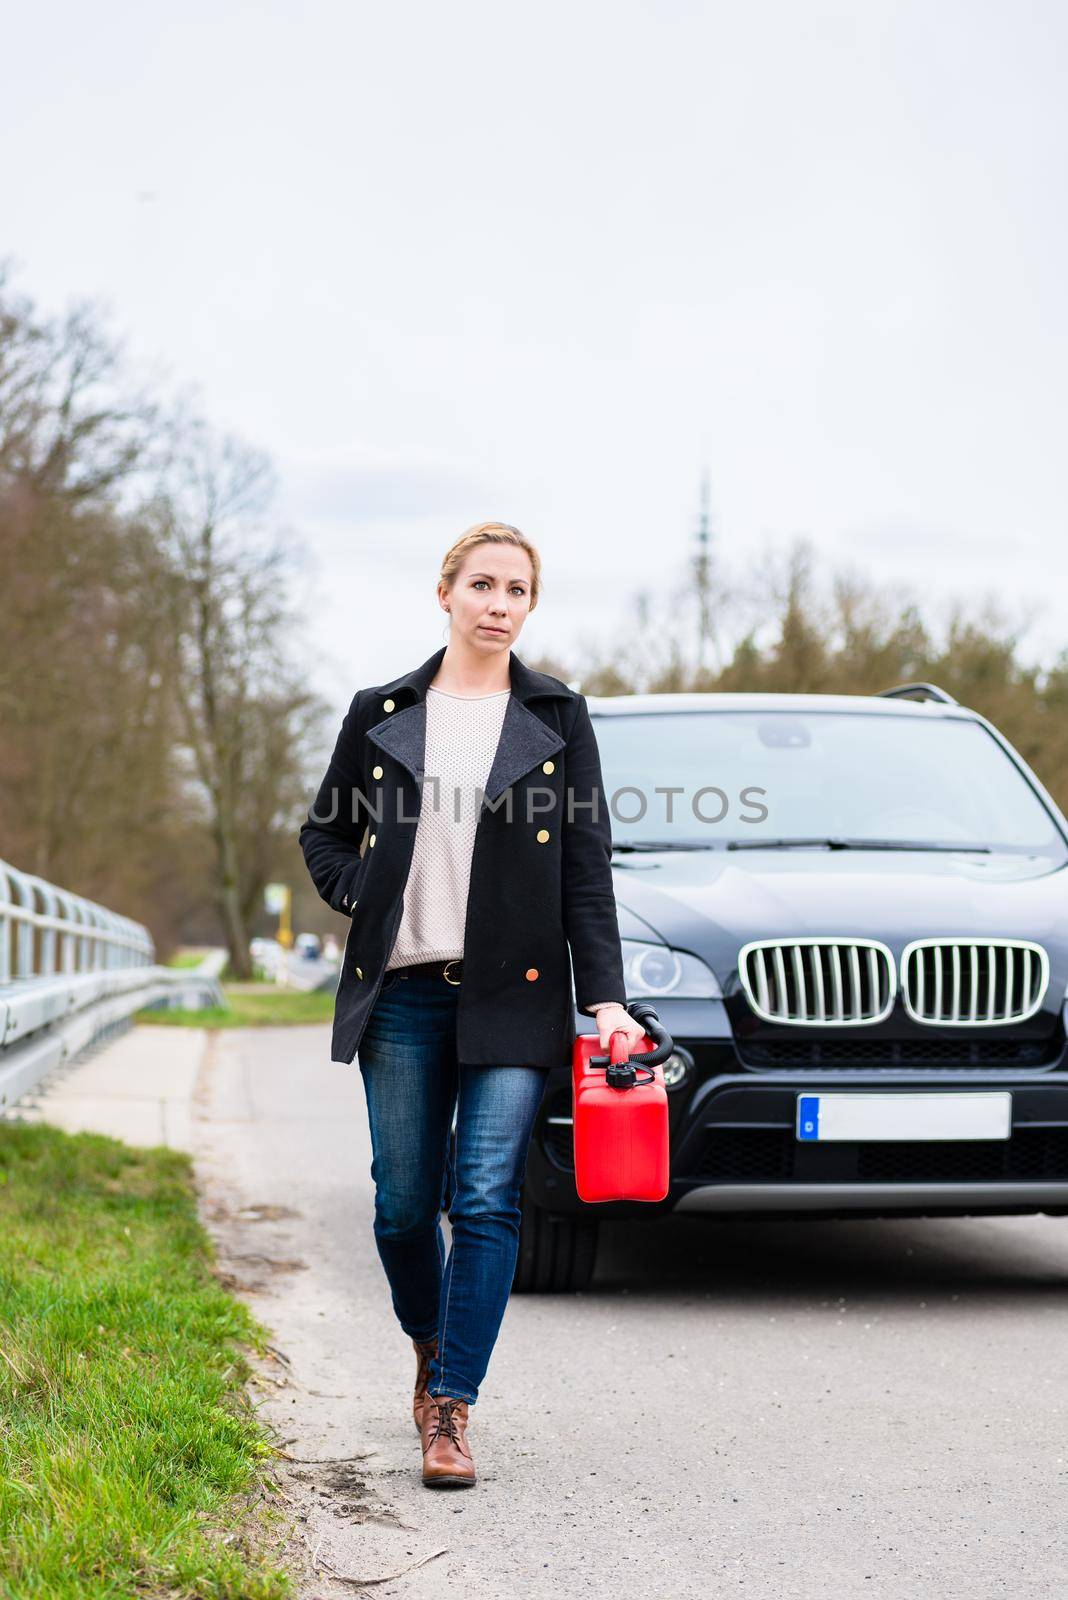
105, 1024, 1068, 1597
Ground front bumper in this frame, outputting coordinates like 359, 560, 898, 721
528, 1001, 1068, 1220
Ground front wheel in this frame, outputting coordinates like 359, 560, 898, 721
512, 1187, 599, 1292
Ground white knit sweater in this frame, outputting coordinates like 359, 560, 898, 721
382, 685, 615, 1015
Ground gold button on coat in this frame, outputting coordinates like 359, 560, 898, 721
525, 967, 539, 981
382, 698, 395, 712
536, 829, 550, 843
355, 966, 363, 979
542, 760, 555, 774
369, 834, 376, 847
372, 764, 383, 779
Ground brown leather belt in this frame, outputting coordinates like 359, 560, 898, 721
387, 958, 463, 986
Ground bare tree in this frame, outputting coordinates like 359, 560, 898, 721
150, 417, 324, 977
0, 269, 172, 912
0, 259, 153, 504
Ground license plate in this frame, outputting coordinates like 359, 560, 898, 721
796, 1091, 1012, 1142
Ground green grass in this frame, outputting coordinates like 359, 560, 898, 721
167, 950, 213, 970
0, 1124, 294, 1599
134, 986, 335, 1029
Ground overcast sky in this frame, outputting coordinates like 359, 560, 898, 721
4, 0, 1066, 714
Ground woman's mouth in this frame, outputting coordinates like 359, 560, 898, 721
478, 625, 508, 635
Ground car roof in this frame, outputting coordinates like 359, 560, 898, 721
585, 691, 979, 719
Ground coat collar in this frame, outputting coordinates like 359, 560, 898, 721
364, 646, 572, 803
368, 645, 574, 709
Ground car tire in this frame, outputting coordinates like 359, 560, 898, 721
511, 1185, 599, 1292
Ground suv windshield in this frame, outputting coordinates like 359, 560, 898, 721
591, 710, 1066, 859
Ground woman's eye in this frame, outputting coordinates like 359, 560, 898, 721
472, 580, 527, 596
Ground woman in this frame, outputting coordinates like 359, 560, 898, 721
298, 520, 645, 1489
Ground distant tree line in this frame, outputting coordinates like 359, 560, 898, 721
533, 526, 1068, 819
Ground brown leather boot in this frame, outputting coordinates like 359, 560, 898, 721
420, 1394, 476, 1487
412, 1337, 438, 1434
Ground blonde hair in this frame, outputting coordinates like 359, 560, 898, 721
439, 521, 541, 609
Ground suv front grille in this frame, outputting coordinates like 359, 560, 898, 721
738, 938, 895, 1026
900, 939, 1049, 1026
739, 1036, 1057, 1071
693, 1126, 1068, 1184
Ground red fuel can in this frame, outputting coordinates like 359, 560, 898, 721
572, 1019, 671, 1203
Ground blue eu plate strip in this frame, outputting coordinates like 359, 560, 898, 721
797, 1095, 820, 1141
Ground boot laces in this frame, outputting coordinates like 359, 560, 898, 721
427, 1397, 463, 1444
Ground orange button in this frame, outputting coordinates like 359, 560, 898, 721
525, 967, 539, 981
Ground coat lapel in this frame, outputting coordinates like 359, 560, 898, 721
481, 694, 564, 803
364, 699, 427, 786
364, 646, 569, 800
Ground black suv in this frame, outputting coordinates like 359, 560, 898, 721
514, 683, 1068, 1291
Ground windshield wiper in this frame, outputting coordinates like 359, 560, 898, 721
612, 840, 720, 853
727, 836, 992, 853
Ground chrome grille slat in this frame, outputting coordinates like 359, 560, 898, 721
900, 938, 1049, 1026
968, 945, 978, 1023
738, 939, 895, 1027
848, 946, 862, 1022
1006, 946, 1014, 1017
829, 945, 844, 1021
810, 945, 826, 1021
792, 945, 808, 1017
755, 949, 771, 1017
772, 945, 788, 1016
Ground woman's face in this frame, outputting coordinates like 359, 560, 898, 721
441, 545, 534, 653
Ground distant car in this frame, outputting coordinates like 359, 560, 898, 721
251, 937, 284, 976
295, 932, 323, 962
513, 682, 1068, 1292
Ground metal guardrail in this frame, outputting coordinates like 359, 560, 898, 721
0, 858, 225, 1112
0, 857, 155, 980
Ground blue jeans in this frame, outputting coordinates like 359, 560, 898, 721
356, 966, 549, 1405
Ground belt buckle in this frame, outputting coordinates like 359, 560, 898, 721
442, 959, 462, 986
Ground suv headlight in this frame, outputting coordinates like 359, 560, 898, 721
620, 938, 722, 999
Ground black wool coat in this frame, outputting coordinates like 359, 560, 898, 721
298, 645, 627, 1069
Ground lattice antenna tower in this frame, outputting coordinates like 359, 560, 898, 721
692, 469, 720, 674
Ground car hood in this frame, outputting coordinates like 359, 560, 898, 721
613, 848, 1068, 983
